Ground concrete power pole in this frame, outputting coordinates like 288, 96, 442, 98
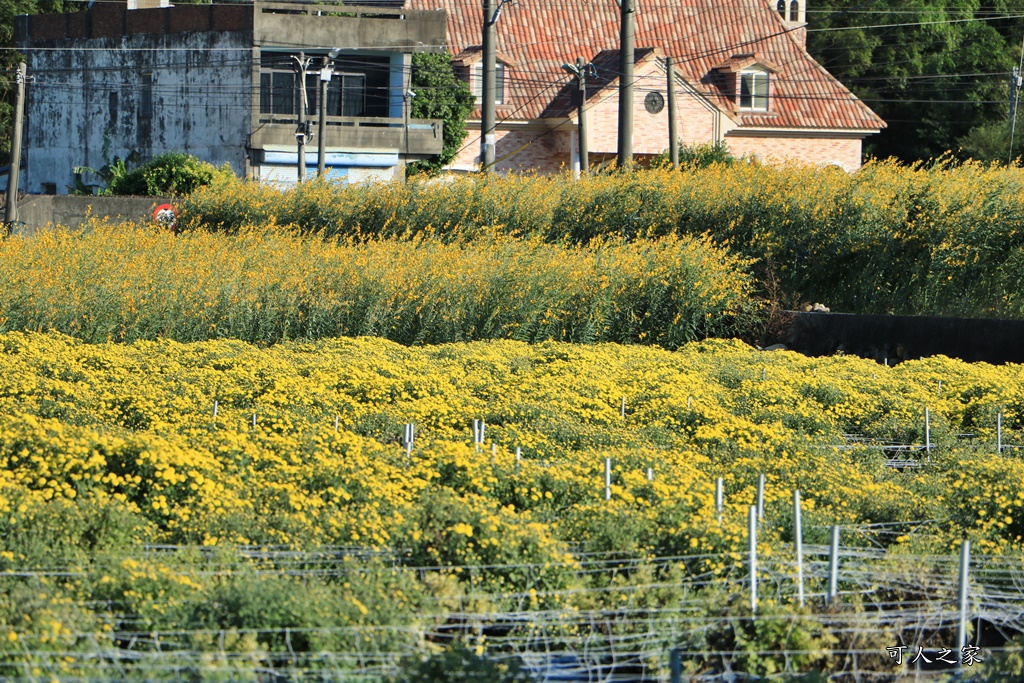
294, 52, 309, 182
667, 56, 679, 168
617, 0, 635, 169
576, 57, 589, 176
4, 62, 27, 227
563, 57, 592, 177
481, 0, 497, 172
318, 56, 332, 178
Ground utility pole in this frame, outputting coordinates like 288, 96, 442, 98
318, 55, 332, 179
617, 0, 635, 169
562, 57, 592, 178
667, 56, 679, 169
294, 52, 310, 182
481, 0, 498, 172
5, 62, 27, 227
1010, 67, 1023, 165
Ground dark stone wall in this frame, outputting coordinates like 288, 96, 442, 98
12, 195, 173, 234
781, 312, 1024, 365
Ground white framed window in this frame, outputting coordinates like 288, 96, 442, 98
472, 63, 505, 104
739, 69, 769, 110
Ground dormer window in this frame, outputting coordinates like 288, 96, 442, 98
739, 68, 769, 110
472, 63, 505, 105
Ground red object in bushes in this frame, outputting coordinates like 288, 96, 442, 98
152, 204, 178, 232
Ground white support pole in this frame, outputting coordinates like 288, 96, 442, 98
604, 457, 612, 501
794, 489, 804, 608
621, 396, 626, 419
757, 473, 765, 521
925, 407, 931, 459
252, 413, 257, 428
647, 467, 653, 482
334, 415, 339, 432
828, 525, 840, 605
957, 540, 971, 666
715, 477, 723, 525
749, 505, 758, 614
998, 412, 1003, 454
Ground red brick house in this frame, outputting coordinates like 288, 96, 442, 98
405, 0, 885, 172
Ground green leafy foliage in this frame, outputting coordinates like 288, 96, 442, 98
408, 52, 475, 175
652, 141, 736, 168
956, 119, 1024, 163
388, 641, 533, 683
104, 151, 227, 196
807, 0, 1022, 161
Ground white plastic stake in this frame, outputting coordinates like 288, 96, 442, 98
212, 400, 219, 418
687, 396, 692, 409
828, 525, 840, 605
647, 467, 653, 482
756, 473, 765, 521
252, 413, 257, 427
925, 407, 931, 459
621, 396, 626, 419
749, 505, 758, 614
715, 477, 723, 525
957, 540, 971, 666
334, 415, 339, 432
604, 457, 612, 501
515, 446, 522, 473
491, 443, 497, 456
794, 489, 804, 608
998, 412, 1003, 454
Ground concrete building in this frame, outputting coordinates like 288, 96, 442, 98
406, 0, 886, 172
14, 1, 446, 193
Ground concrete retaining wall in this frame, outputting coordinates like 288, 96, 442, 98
780, 311, 1024, 365
12, 195, 173, 234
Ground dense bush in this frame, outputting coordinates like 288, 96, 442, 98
180, 160, 1024, 318
106, 151, 229, 196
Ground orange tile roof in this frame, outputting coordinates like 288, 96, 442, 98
405, 0, 885, 131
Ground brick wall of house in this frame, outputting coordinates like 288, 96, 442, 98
450, 127, 570, 173
449, 57, 867, 173
453, 59, 725, 172
584, 58, 723, 156
724, 134, 863, 170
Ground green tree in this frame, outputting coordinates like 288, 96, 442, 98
807, 0, 1022, 161
408, 51, 475, 175
957, 119, 1024, 162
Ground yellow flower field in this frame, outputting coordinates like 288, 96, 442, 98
0, 224, 754, 347
2, 332, 1024, 680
